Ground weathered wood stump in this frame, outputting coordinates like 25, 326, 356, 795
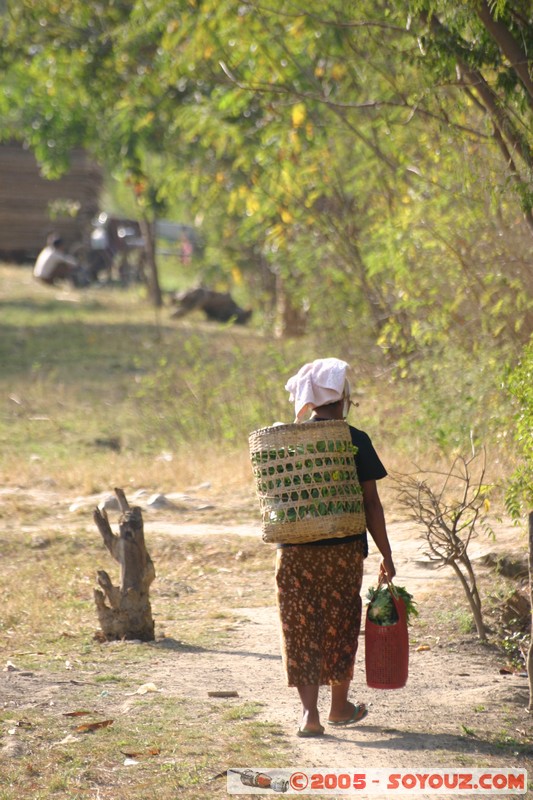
93, 488, 155, 641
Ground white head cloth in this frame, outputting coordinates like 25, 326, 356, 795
285, 358, 350, 422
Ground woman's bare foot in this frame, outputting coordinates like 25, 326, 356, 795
327, 701, 368, 725
296, 707, 325, 736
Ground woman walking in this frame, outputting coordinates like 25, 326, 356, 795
277, 357, 396, 737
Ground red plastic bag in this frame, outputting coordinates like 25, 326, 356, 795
365, 583, 409, 690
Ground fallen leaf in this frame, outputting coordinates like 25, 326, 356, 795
120, 747, 161, 758
63, 710, 92, 718
207, 690, 239, 698
75, 719, 114, 733
415, 645, 431, 652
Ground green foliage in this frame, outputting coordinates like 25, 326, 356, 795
366, 584, 418, 626
400, 340, 513, 453
505, 337, 533, 517
0, 0, 532, 406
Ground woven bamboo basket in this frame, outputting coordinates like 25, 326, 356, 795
248, 420, 366, 544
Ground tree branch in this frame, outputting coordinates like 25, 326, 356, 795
476, 0, 533, 110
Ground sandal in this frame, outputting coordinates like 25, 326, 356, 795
327, 703, 368, 726
297, 725, 325, 738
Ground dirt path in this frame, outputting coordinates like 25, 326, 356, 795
144, 519, 532, 793
2, 487, 532, 797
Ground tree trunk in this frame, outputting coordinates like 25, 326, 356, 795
421, 11, 533, 240
527, 511, 533, 711
476, 1, 533, 110
139, 216, 163, 308
274, 272, 307, 338
93, 488, 156, 641
449, 559, 487, 641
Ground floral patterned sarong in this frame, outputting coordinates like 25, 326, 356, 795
275, 538, 365, 687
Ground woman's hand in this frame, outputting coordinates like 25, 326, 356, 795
379, 556, 396, 582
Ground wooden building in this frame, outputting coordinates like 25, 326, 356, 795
0, 143, 102, 261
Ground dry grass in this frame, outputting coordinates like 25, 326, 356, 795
0, 260, 526, 798
0, 256, 287, 800
0, 520, 284, 800
1, 262, 517, 506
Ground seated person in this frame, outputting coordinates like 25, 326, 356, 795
33, 235, 79, 286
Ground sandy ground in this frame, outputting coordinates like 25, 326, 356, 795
148, 520, 533, 775
1, 489, 532, 798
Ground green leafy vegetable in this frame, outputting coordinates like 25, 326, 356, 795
366, 584, 418, 627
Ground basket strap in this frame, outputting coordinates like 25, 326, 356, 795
376, 574, 397, 597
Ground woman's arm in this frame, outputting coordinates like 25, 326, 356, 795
361, 479, 396, 580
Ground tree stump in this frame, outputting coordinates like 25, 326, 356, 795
93, 488, 155, 641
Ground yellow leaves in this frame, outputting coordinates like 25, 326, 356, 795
289, 129, 301, 154
227, 189, 239, 215
228, 185, 247, 214
278, 166, 290, 189
331, 63, 347, 81
410, 319, 422, 340
287, 15, 305, 38
231, 266, 243, 285
304, 189, 320, 209
215, 171, 225, 185
314, 62, 346, 81
291, 102, 306, 128
280, 208, 293, 224
204, 45, 214, 59
246, 193, 260, 216
266, 223, 287, 249
228, 185, 261, 217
